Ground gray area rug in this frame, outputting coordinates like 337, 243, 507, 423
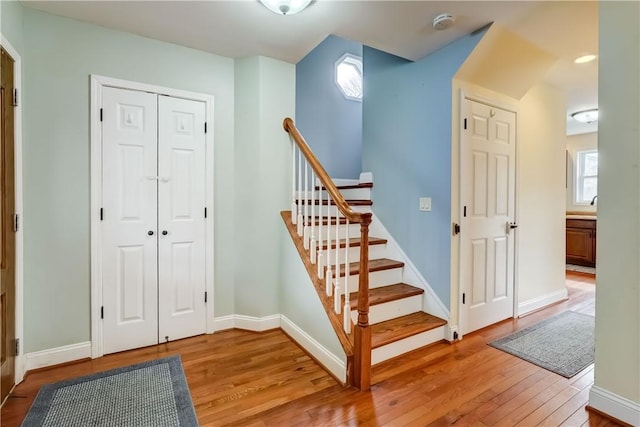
22, 355, 198, 426
489, 311, 594, 378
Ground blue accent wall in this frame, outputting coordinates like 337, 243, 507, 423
296, 35, 362, 179
362, 33, 484, 307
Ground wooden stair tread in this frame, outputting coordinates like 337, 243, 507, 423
319, 237, 387, 250
315, 182, 373, 190
371, 312, 447, 349
310, 217, 350, 225
348, 283, 423, 309
296, 199, 373, 206
334, 258, 404, 277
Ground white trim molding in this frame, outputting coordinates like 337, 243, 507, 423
517, 288, 568, 317
213, 314, 281, 332
280, 315, 346, 383
25, 342, 92, 372
90, 75, 215, 358
589, 386, 640, 426
1, 34, 25, 385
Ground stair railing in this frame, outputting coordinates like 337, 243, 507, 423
283, 117, 372, 390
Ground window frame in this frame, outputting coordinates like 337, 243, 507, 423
574, 149, 598, 205
335, 53, 363, 102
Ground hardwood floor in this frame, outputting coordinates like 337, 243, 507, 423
2, 272, 619, 426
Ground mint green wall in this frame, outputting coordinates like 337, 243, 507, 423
234, 56, 295, 316
1, 0, 24, 53
593, 0, 640, 412
22, 9, 235, 352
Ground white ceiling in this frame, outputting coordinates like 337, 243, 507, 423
22, 0, 599, 135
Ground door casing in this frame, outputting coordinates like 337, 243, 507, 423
0, 35, 24, 389
90, 75, 215, 358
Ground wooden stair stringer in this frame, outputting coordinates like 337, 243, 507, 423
280, 211, 355, 371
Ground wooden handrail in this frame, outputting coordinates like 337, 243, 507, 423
283, 118, 372, 226
283, 117, 372, 390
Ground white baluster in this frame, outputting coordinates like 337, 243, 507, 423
303, 162, 310, 249
291, 145, 297, 225
310, 173, 317, 263
334, 199, 341, 314
296, 150, 303, 235
317, 182, 324, 278
343, 218, 351, 333
325, 190, 333, 296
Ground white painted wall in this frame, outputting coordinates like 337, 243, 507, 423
589, 2, 640, 424
516, 83, 567, 311
566, 132, 598, 213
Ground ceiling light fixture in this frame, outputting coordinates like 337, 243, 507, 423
572, 108, 599, 123
433, 13, 456, 31
259, 0, 313, 15
574, 54, 597, 64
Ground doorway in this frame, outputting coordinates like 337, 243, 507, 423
90, 76, 215, 357
459, 95, 518, 335
0, 46, 16, 403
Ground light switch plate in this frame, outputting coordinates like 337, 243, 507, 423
419, 197, 431, 211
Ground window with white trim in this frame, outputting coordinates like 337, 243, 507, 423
575, 149, 598, 204
335, 54, 362, 101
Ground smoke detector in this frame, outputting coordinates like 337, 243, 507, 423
433, 13, 456, 31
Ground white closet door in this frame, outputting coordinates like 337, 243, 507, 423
157, 95, 207, 342
102, 87, 158, 354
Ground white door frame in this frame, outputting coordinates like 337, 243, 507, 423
90, 75, 215, 358
454, 89, 520, 339
1, 34, 25, 385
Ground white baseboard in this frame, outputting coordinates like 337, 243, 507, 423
280, 315, 346, 383
589, 386, 640, 426
25, 341, 92, 371
517, 288, 568, 317
214, 314, 281, 332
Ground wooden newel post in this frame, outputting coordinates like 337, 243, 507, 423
353, 217, 372, 391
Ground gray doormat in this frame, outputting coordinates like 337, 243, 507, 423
488, 311, 594, 378
22, 355, 198, 426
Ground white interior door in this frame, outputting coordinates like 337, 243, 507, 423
102, 88, 207, 353
460, 98, 517, 335
157, 95, 207, 342
101, 87, 158, 354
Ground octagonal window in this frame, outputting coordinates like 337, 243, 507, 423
335, 54, 363, 101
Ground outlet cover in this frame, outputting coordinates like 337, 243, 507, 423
419, 197, 432, 211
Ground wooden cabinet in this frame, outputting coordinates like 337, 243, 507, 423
566, 218, 596, 267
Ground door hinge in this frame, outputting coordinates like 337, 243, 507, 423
101, 306, 104, 319
204, 291, 208, 303
100, 108, 103, 122
462, 293, 466, 304
463, 118, 467, 130
204, 122, 207, 134
100, 208, 104, 221
453, 223, 461, 235
15, 338, 20, 356
12, 214, 19, 232
12, 88, 18, 107
463, 206, 467, 217
204, 207, 207, 218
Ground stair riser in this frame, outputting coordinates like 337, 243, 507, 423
318, 245, 386, 268
309, 223, 361, 241
300, 205, 371, 218
371, 326, 446, 365
345, 268, 403, 290
317, 188, 371, 200
350, 295, 423, 325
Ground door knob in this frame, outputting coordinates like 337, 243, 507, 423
506, 222, 518, 234
162, 230, 168, 236
148, 230, 154, 236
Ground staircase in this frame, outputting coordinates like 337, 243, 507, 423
281, 117, 447, 390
